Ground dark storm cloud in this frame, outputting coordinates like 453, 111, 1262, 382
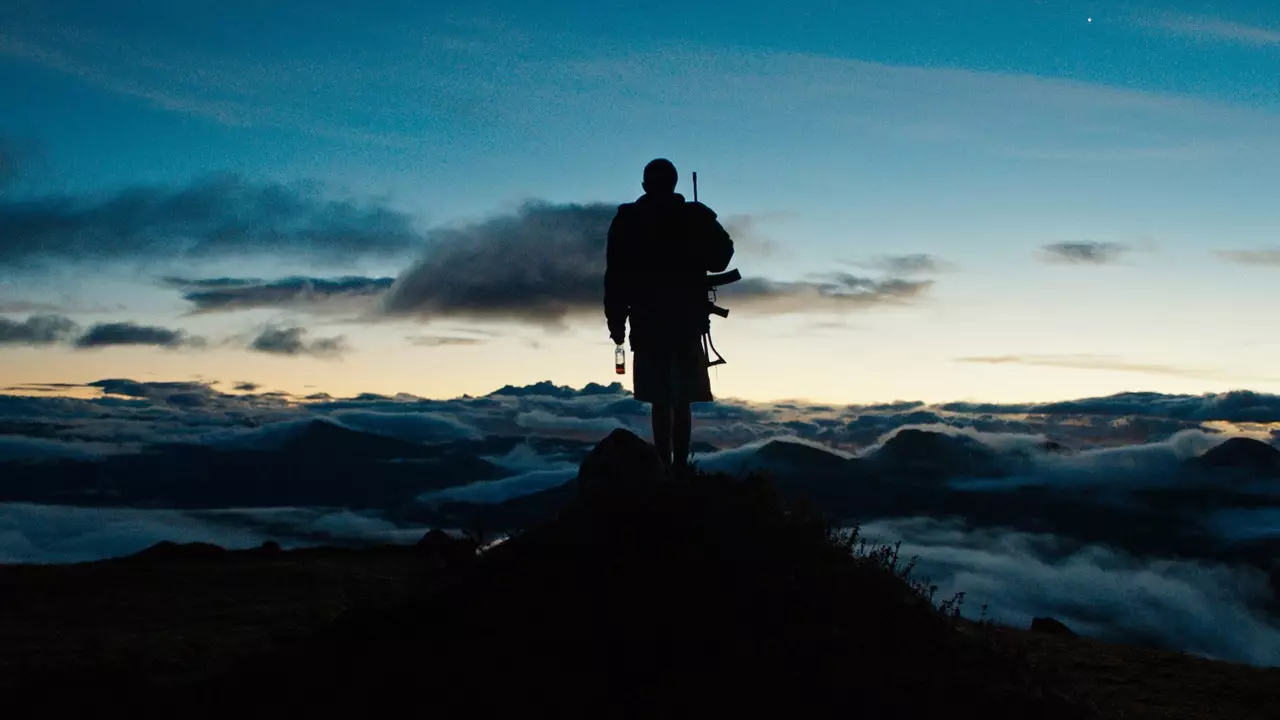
1217, 249, 1280, 266
381, 201, 935, 325
165, 275, 394, 313
0, 175, 423, 269
0, 314, 79, 345
74, 322, 202, 349
1039, 241, 1130, 265
249, 325, 348, 358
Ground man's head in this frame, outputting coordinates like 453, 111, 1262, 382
642, 158, 678, 195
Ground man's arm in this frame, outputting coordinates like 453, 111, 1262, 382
603, 209, 630, 344
689, 202, 734, 272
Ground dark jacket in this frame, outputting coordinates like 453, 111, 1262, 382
604, 192, 734, 351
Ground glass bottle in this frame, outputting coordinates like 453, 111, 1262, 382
615, 345, 626, 375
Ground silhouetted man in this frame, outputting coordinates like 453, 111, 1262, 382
604, 158, 735, 471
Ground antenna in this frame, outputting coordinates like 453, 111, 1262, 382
692, 171, 698, 202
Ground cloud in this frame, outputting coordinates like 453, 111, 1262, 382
0, 299, 68, 313
249, 325, 348, 358
381, 201, 935, 324
0, 31, 428, 148
515, 409, 633, 436
407, 335, 488, 347
939, 390, 1280, 424
721, 212, 795, 258
1145, 13, 1280, 47
233, 382, 260, 392
382, 201, 616, 325
0, 175, 423, 270
954, 354, 1243, 382
328, 410, 481, 443
87, 378, 228, 408
165, 275, 394, 314
1216, 249, 1280, 266
6, 376, 1277, 461
859, 517, 1280, 667
845, 254, 954, 275
0, 314, 79, 346
1039, 242, 1130, 265
722, 273, 933, 313
74, 322, 203, 349
0, 503, 429, 564
419, 468, 578, 505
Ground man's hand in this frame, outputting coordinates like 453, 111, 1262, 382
611, 331, 625, 346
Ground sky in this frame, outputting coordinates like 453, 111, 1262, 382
2, 0, 1280, 405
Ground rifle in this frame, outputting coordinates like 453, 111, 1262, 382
694, 169, 740, 319
699, 169, 740, 367
706, 269, 741, 318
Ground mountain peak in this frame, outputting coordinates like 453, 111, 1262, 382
870, 428, 1002, 479
1198, 437, 1280, 477
487, 381, 627, 398
278, 418, 435, 460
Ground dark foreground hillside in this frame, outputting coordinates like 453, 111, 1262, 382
6, 430, 1279, 718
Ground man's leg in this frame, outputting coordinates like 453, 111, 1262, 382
672, 401, 692, 470
651, 402, 674, 469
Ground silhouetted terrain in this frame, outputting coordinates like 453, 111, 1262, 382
6, 430, 1279, 718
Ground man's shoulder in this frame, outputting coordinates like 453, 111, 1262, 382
683, 201, 719, 220
613, 200, 643, 218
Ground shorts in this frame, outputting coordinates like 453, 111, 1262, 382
632, 335, 713, 405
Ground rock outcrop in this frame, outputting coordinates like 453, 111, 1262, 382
575, 428, 667, 500
1031, 617, 1076, 636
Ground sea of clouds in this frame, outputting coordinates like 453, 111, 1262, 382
1, 379, 1278, 664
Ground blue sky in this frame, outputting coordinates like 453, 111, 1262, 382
1, 0, 1279, 404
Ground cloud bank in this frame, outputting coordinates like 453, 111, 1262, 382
0, 503, 428, 564
0, 175, 423, 270
860, 517, 1280, 666
0, 377, 1277, 668
165, 275, 394, 314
